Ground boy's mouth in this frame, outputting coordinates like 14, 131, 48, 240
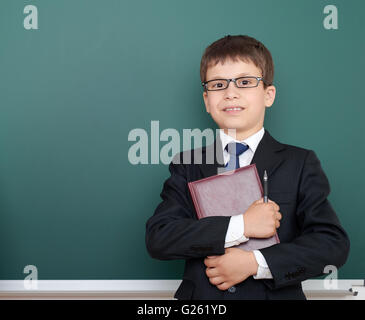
223, 106, 245, 113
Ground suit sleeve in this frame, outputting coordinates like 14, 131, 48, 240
145, 160, 231, 260
260, 150, 350, 290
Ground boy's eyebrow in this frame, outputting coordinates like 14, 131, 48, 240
207, 72, 253, 80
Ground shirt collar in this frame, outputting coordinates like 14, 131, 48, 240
219, 127, 265, 154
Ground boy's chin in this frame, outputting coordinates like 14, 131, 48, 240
219, 125, 247, 133
219, 125, 259, 138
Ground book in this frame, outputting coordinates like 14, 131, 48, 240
188, 164, 279, 251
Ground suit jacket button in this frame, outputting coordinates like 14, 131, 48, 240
228, 286, 236, 293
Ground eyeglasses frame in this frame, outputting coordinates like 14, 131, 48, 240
202, 76, 268, 91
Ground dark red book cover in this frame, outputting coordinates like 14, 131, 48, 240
188, 164, 279, 251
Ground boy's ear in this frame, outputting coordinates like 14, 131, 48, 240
264, 85, 276, 108
203, 91, 210, 113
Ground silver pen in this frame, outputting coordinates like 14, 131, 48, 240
263, 170, 268, 203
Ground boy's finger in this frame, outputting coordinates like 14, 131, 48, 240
268, 200, 280, 211
206, 267, 220, 278
204, 258, 217, 268
255, 198, 264, 204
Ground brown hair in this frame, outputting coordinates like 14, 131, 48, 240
200, 35, 274, 89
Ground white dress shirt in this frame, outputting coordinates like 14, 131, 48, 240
220, 127, 273, 279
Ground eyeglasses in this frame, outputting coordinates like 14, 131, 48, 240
202, 76, 266, 91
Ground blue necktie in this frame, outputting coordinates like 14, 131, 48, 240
225, 142, 249, 170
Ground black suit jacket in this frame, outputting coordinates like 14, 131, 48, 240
145, 130, 350, 300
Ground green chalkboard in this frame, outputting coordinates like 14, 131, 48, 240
0, 0, 363, 280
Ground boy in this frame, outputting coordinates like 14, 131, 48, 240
145, 35, 350, 300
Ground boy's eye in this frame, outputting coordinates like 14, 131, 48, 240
238, 79, 253, 86
207, 80, 226, 90
213, 82, 224, 88
212, 81, 225, 88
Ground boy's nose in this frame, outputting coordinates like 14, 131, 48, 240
223, 81, 240, 99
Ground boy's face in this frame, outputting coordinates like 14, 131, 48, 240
203, 58, 276, 140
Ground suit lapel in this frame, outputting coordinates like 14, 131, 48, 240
250, 130, 286, 183
198, 129, 286, 180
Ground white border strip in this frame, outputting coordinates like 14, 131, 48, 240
0, 280, 363, 298
0, 280, 180, 293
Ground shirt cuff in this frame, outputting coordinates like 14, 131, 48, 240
224, 214, 249, 248
253, 250, 273, 279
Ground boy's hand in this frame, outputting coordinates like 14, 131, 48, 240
204, 248, 258, 291
243, 198, 282, 238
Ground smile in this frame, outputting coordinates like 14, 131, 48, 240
223, 106, 245, 112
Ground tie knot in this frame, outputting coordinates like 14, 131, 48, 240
225, 142, 249, 156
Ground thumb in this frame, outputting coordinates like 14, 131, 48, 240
255, 198, 264, 204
